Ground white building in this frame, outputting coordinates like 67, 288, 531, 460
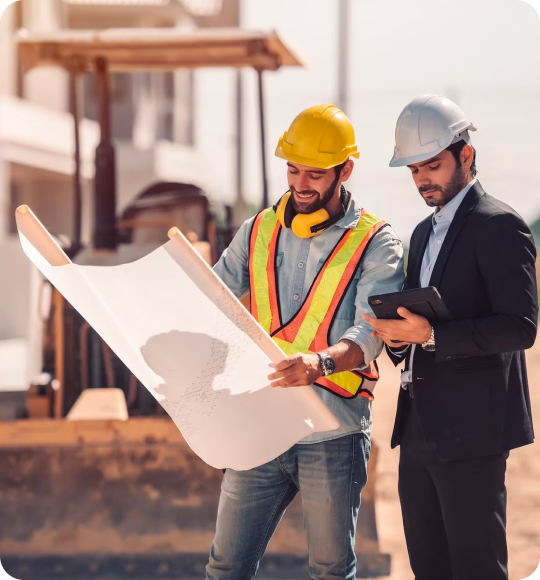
0, 0, 238, 391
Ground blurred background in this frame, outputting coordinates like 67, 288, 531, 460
0, 0, 539, 579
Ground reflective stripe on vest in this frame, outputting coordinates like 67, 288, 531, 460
249, 210, 282, 335
249, 208, 387, 399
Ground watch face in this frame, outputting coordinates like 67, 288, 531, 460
323, 356, 336, 375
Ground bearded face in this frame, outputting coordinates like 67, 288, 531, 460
408, 146, 473, 208
287, 163, 342, 215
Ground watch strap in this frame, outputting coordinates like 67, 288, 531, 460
421, 326, 436, 351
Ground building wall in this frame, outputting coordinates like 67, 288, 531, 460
0, 0, 239, 362
0, 3, 19, 239
0, 2, 19, 98
22, 0, 69, 112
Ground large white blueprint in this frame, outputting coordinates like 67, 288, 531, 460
17, 225, 339, 470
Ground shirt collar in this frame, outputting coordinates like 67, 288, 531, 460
432, 178, 477, 226
335, 192, 363, 229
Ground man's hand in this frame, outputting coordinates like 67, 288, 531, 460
268, 353, 321, 389
362, 307, 431, 347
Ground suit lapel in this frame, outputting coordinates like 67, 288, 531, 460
428, 181, 485, 289
408, 218, 432, 289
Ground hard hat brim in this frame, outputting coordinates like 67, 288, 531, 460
389, 125, 477, 168
275, 146, 359, 170
389, 151, 438, 168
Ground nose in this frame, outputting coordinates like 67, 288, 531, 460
415, 175, 433, 190
296, 172, 310, 192
416, 172, 431, 185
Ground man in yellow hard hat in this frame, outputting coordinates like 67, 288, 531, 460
205, 104, 405, 580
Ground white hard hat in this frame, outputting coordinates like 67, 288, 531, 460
389, 94, 477, 168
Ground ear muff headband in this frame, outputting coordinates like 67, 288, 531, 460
273, 187, 350, 238
274, 192, 291, 228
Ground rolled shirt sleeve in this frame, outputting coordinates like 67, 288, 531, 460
340, 228, 405, 368
213, 217, 254, 300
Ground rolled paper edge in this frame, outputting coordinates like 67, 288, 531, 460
16, 205, 72, 267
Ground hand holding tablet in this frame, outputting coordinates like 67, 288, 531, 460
368, 287, 451, 322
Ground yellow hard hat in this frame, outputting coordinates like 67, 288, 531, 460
275, 104, 359, 170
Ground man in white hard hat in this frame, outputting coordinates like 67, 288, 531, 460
364, 94, 538, 580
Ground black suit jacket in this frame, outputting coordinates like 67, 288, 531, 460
388, 181, 538, 460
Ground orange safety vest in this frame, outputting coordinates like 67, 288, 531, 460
249, 207, 387, 399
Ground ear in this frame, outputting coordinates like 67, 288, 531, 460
340, 159, 355, 183
461, 144, 474, 171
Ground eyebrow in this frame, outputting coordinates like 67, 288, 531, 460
287, 163, 326, 175
408, 157, 443, 169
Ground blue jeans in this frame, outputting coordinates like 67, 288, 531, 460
206, 433, 370, 580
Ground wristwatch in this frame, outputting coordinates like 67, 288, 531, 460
422, 326, 436, 352
317, 352, 336, 377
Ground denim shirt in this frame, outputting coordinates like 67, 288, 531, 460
214, 194, 405, 443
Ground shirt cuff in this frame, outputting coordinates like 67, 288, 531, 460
340, 325, 382, 371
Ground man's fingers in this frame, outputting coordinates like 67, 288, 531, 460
374, 327, 398, 339
397, 307, 418, 321
272, 357, 298, 372
366, 309, 423, 328
270, 378, 309, 389
268, 368, 296, 381
369, 317, 412, 339
365, 317, 396, 333
378, 329, 408, 343
363, 313, 386, 329
269, 368, 312, 388
269, 358, 310, 380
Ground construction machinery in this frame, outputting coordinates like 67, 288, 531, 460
0, 28, 391, 579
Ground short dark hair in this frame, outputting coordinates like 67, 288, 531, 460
446, 139, 477, 178
333, 160, 348, 178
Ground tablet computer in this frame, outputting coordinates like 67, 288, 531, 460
368, 287, 451, 322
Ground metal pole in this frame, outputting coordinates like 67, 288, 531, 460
53, 290, 65, 418
235, 70, 244, 205
69, 70, 82, 256
337, 0, 350, 113
257, 70, 269, 210
93, 57, 117, 250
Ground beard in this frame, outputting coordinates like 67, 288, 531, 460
419, 165, 467, 208
290, 172, 341, 215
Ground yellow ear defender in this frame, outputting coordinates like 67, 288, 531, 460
273, 187, 350, 239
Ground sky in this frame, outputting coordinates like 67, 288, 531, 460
195, 0, 540, 243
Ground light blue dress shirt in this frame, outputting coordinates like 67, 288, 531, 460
400, 179, 477, 386
214, 194, 405, 443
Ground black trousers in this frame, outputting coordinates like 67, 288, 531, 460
398, 393, 509, 580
